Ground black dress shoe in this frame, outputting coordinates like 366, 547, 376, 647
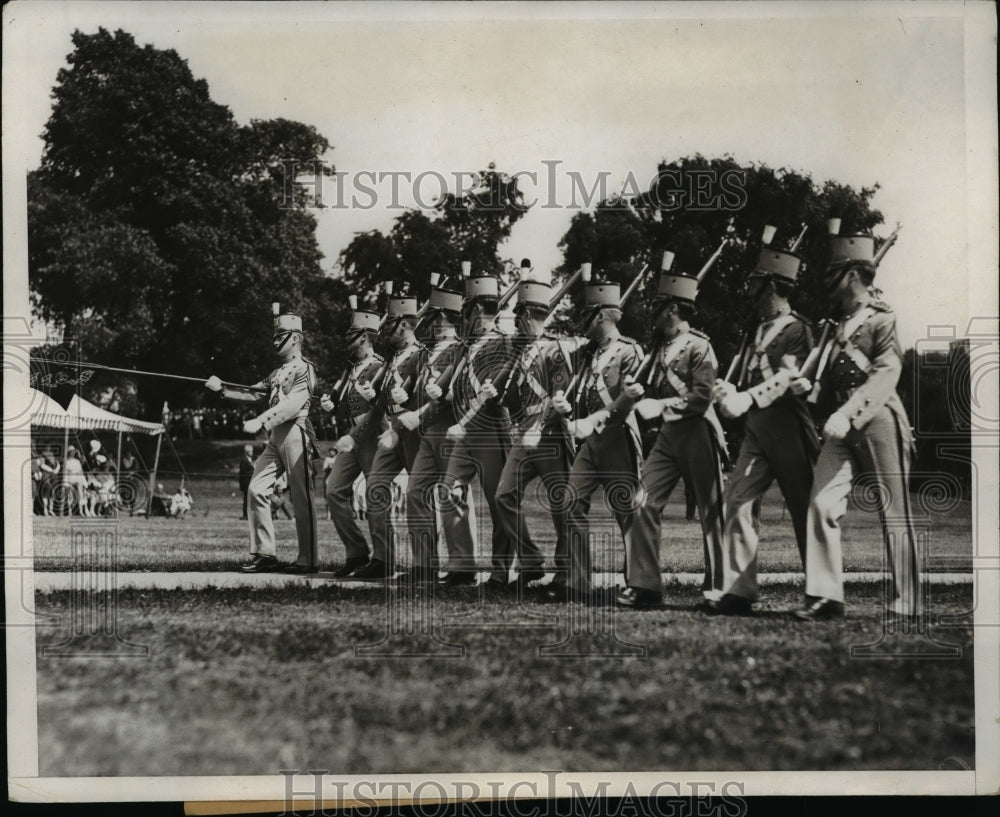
700, 593, 754, 616
517, 568, 546, 584
239, 554, 280, 573
349, 558, 390, 580
284, 563, 319, 575
437, 571, 477, 587
792, 597, 845, 621
615, 586, 663, 609
333, 557, 369, 578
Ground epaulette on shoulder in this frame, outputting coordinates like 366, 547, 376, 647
373, 352, 385, 363
690, 328, 710, 340
790, 311, 813, 326
871, 300, 893, 313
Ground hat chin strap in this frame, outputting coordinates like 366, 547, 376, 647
274, 331, 295, 354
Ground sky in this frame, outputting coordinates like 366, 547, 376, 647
5, 1, 997, 348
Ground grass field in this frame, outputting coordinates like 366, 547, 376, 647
28, 439, 977, 778
29, 477, 973, 575
34, 583, 975, 776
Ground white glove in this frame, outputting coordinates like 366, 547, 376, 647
425, 382, 443, 401
521, 427, 542, 448
446, 423, 467, 442
790, 377, 813, 396
320, 393, 335, 412
335, 434, 356, 453
356, 381, 376, 402
243, 417, 263, 435
719, 390, 753, 419
823, 412, 851, 441
398, 411, 420, 431
390, 385, 408, 405
205, 375, 223, 393
481, 379, 498, 400
712, 378, 736, 402
635, 398, 667, 420
551, 389, 572, 415
623, 376, 645, 400
378, 429, 399, 450
572, 417, 594, 440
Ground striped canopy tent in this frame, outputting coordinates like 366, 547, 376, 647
30, 389, 166, 513
30, 390, 165, 435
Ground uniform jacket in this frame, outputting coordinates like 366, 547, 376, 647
504, 335, 575, 429
451, 330, 516, 431
647, 328, 728, 457
734, 311, 820, 454
340, 352, 385, 442
816, 301, 910, 433
415, 335, 463, 430
580, 334, 644, 426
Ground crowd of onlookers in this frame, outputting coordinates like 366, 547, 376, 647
31, 440, 131, 517
30, 441, 194, 518
161, 407, 340, 440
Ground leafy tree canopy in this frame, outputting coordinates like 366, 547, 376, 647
557, 155, 886, 363
29, 28, 342, 415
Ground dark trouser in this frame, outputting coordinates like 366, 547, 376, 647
241, 486, 250, 519
367, 428, 421, 565
629, 418, 725, 597
495, 429, 573, 577
805, 407, 920, 615
325, 435, 378, 563
565, 425, 640, 594
442, 427, 511, 582
721, 406, 818, 600
406, 429, 452, 572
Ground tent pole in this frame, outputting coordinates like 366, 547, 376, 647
116, 430, 123, 475
62, 426, 70, 516
147, 432, 163, 516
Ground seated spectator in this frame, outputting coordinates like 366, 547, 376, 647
169, 486, 194, 519
149, 483, 171, 517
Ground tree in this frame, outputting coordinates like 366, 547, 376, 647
338, 165, 528, 302
556, 155, 887, 365
28, 28, 341, 416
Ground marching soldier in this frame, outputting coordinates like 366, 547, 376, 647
321, 298, 385, 577
791, 234, 920, 621
549, 276, 644, 603
396, 277, 466, 584
205, 305, 321, 573
496, 269, 575, 588
618, 269, 728, 608
439, 268, 517, 588
706, 246, 820, 615
352, 287, 426, 580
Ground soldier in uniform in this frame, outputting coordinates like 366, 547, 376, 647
320, 298, 385, 577
706, 247, 820, 614
206, 305, 320, 573
439, 268, 517, 588
351, 287, 426, 580
618, 270, 728, 608
547, 277, 644, 603
791, 234, 920, 620
395, 276, 466, 584
495, 270, 575, 588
